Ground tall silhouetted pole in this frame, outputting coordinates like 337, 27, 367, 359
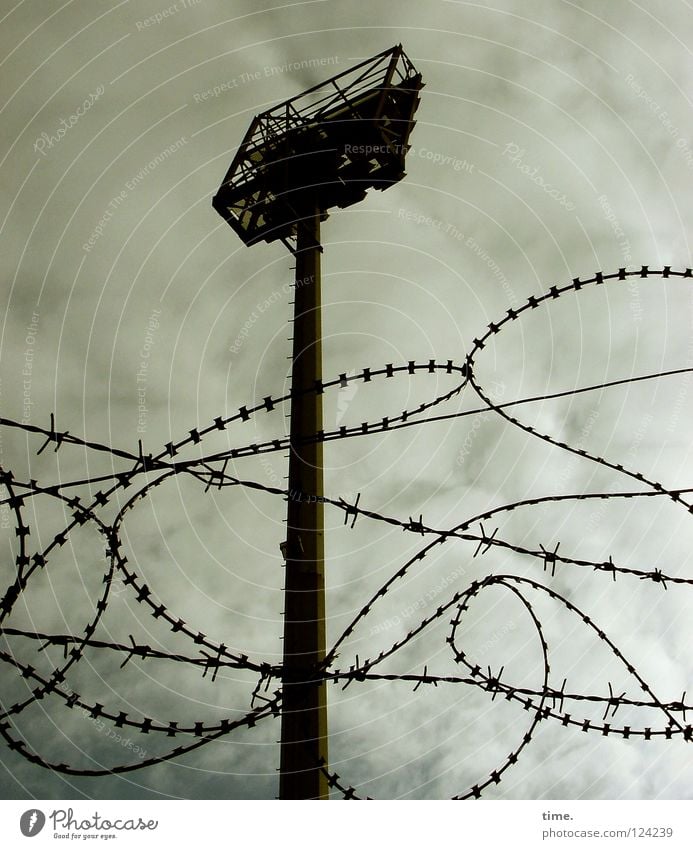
213, 44, 423, 798
280, 205, 329, 798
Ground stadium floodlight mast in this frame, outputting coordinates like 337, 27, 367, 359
212, 44, 424, 799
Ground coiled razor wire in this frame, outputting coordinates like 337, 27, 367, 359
1, 265, 692, 798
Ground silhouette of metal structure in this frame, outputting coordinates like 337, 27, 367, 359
213, 44, 423, 799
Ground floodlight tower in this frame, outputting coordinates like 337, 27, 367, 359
213, 44, 423, 799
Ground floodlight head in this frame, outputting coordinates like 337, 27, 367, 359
212, 44, 424, 248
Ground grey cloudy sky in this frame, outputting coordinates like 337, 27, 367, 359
1, 0, 692, 800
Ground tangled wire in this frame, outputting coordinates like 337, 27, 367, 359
1, 265, 691, 798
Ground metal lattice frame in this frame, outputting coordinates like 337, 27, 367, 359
212, 44, 424, 248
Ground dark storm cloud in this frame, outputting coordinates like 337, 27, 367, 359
1, 0, 692, 800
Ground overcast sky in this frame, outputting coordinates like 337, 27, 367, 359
1, 0, 692, 800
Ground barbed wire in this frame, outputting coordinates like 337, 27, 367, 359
1, 265, 691, 797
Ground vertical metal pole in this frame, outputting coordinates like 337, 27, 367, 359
279, 205, 329, 799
